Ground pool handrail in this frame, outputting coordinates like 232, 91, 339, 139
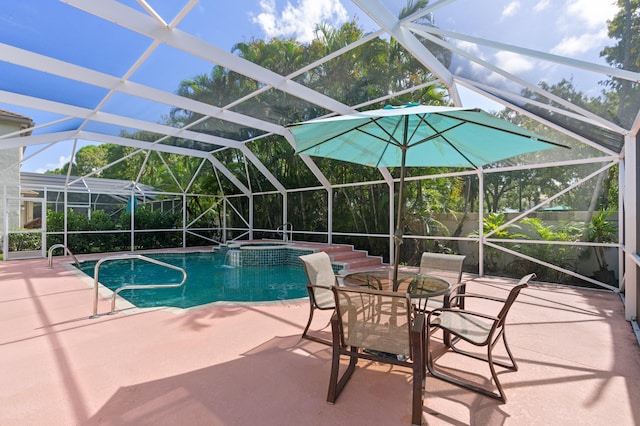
48, 244, 81, 269
91, 254, 188, 318
277, 222, 293, 242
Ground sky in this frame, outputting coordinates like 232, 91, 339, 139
2, 0, 620, 173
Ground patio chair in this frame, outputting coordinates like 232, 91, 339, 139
426, 273, 535, 403
298, 252, 339, 345
327, 286, 426, 426
417, 252, 466, 312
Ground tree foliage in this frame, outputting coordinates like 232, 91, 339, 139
41, 0, 630, 270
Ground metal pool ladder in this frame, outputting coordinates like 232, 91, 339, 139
91, 254, 188, 318
277, 222, 293, 242
47, 244, 81, 269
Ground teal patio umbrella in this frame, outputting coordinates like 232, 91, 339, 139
287, 104, 568, 285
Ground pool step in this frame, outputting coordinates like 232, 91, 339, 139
322, 248, 383, 273
329, 249, 368, 261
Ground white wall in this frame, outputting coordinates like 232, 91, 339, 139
0, 121, 24, 231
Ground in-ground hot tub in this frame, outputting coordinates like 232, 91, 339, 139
221, 241, 311, 268
227, 241, 290, 250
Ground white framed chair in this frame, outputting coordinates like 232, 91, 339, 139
298, 251, 338, 345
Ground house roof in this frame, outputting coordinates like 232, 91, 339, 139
20, 171, 157, 196
0, 109, 33, 127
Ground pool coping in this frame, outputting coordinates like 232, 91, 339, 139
61, 247, 317, 317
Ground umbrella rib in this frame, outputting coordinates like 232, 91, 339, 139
356, 128, 402, 147
420, 119, 480, 168
368, 117, 405, 168
408, 117, 466, 147
294, 124, 366, 153
407, 112, 569, 168
298, 118, 404, 155
409, 112, 565, 150
405, 113, 425, 146
438, 134, 480, 168
367, 117, 403, 145
435, 112, 568, 148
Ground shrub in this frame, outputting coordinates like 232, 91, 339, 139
514, 218, 585, 283
8, 232, 41, 251
47, 208, 182, 253
586, 208, 617, 272
467, 212, 525, 273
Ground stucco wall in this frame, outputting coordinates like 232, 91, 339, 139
430, 211, 619, 282
0, 121, 24, 231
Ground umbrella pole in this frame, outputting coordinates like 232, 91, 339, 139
392, 147, 407, 288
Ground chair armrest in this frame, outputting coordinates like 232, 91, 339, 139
307, 284, 336, 309
307, 283, 333, 291
411, 313, 426, 360
448, 292, 505, 306
330, 311, 341, 347
412, 312, 426, 332
443, 282, 467, 307
427, 307, 500, 325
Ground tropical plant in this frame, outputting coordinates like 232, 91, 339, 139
600, 0, 640, 129
468, 212, 525, 273
517, 218, 585, 282
586, 208, 618, 272
35, 0, 630, 275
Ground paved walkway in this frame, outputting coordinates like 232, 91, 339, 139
1, 251, 639, 425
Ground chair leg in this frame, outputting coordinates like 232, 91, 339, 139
301, 305, 333, 345
442, 330, 452, 347
411, 362, 423, 426
501, 330, 518, 371
486, 343, 507, 403
301, 304, 315, 340
327, 314, 357, 403
427, 328, 508, 403
327, 347, 357, 403
411, 324, 425, 426
448, 329, 516, 370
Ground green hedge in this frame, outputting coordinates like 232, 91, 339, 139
46, 208, 182, 254
7, 232, 41, 252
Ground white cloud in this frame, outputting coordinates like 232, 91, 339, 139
494, 51, 534, 74
451, 40, 487, 74
448, 40, 517, 93
35, 155, 70, 174
566, 0, 617, 30
501, 1, 521, 19
551, 29, 609, 56
252, 0, 348, 43
549, 1, 617, 58
453, 40, 483, 57
533, 0, 550, 12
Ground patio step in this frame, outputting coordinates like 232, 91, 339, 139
336, 255, 384, 271
330, 249, 369, 261
275, 241, 384, 272
321, 247, 383, 273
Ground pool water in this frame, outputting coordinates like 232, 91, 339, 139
77, 252, 309, 308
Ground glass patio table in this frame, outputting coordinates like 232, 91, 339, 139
343, 270, 450, 298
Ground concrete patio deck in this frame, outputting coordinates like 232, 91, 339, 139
1, 251, 639, 425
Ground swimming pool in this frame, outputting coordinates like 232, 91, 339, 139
76, 251, 310, 308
